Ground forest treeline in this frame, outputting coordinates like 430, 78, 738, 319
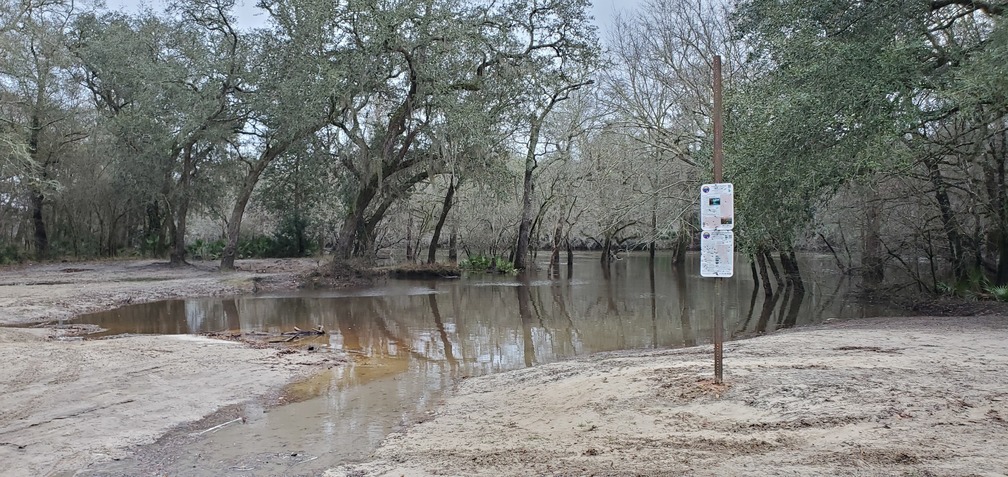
1, 0, 1005, 294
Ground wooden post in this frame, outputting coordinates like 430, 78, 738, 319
713, 55, 724, 385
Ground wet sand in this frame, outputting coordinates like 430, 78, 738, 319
330, 316, 1008, 476
0, 258, 333, 477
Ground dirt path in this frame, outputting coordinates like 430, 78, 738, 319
329, 316, 1008, 476
0, 258, 337, 477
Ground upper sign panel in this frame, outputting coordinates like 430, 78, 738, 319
700, 183, 734, 231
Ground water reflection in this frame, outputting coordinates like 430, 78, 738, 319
79, 252, 896, 475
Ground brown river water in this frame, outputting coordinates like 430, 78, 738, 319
76, 252, 895, 476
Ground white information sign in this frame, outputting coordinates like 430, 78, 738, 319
700, 230, 734, 278
700, 183, 734, 231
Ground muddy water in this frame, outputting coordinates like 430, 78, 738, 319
78, 252, 894, 475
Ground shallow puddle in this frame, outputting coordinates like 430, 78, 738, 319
76, 252, 896, 475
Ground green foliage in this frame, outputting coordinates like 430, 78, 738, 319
0, 244, 24, 265
270, 213, 317, 258
728, 0, 929, 253
187, 239, 225, 261
987, 285, 1008, 302
460, 254, 516, 274
937, 269, 1008, 301
186, 234, 311, 261
239, 236, 276, 260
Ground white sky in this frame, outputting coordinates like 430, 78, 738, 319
101, 0, 646, 34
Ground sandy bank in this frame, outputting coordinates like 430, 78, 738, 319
330, 315, 1008, 476
0, 257, 320, 326
0, 258, 336, 477
0, 329, 338, 477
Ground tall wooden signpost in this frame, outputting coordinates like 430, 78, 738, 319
700, 55, 732, 384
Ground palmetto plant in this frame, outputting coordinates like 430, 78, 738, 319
986, 284, 1008, 302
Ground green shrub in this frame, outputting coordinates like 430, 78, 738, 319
240, 235, 275, 259
0, 244, 23, 265
271, 214, 317, 258
985, 284, 1008, 302
187, 238, 227, 260
460, 254, 516, 274
937, 269, 1008, 302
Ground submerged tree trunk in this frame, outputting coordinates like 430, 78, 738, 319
861, 185, 884, 285
755, 251, 773, 297
763, 249, 784, 286
670, 223, 689, 265
779, 249, 805, 292
749, 255, 760, 289
515, 153, 536, 270
448, 223, 458, 264
649, 207, 657, 263
548, 215, 563, 277
566, 238, 573, 279
600, 235, 613, 266
427, 176, 456, 264
406, 214, 414, 262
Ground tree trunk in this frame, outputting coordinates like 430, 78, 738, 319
997, 232, 1008, 286
649, 207, 657, 263
169, 197, 189, 266
779, 249, 805, 292
861, 185, 885, 285
221, 160, 271, 271
448, 223, 458, 264
927, 159, 966, 280
993, 129, 1008, 285
30, 190, 48, 259
600, 235, 612, 266
515, 164, 536, 270
145, 201, 165, 256
169, 147, 197, 267
515, 120, 542, 271
548, 215, 563, 277
427, 176, 456, 264
566, 238, 573, 279
764, 249, 784, 286
28, 109, 48, 259
755, 250, 773, 297
334, 181, 377, 260
406, 214, 414, 262
749, 254, 760, 289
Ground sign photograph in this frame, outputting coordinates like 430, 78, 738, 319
700, 183, 734, 231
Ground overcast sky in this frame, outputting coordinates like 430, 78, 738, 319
102, 0, 645, 35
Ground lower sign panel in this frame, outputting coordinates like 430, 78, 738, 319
700, 230, 734, 277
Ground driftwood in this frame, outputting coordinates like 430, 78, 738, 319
280, 325, 325, 342
204, 325, 325, 345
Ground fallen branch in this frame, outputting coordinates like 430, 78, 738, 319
281, 325, 325, 336
191, 417, 243, 436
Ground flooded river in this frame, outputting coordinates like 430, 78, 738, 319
78, 252, 894, 475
